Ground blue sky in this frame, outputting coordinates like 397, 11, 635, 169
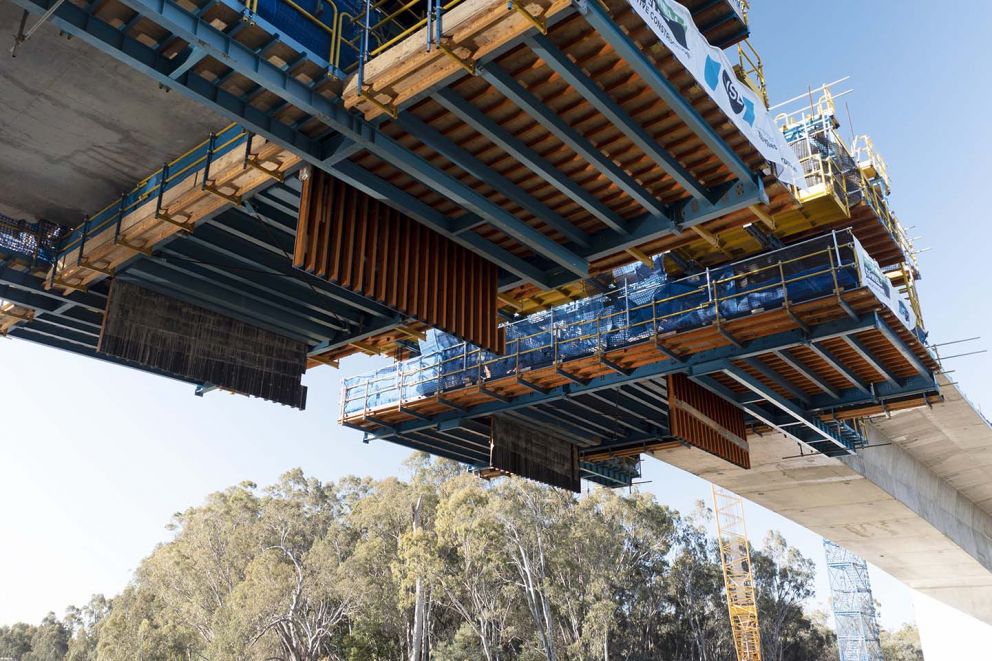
2, 0, 992, 657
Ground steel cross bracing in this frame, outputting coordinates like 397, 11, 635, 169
346, 311, 938, 460
823, 540, 884, 661
9, 0, 767, 294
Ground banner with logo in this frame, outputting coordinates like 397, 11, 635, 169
625, 0, 803, 187
854, 238, 917, 331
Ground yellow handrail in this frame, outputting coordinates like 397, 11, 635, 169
342, 239, 867, 409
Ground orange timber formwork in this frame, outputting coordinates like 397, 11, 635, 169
295, 170, 504, 352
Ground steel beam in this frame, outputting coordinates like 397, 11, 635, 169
738, 356, 810, 406
575, 0, 755, 184
806, 341, 871, 396
841, 334, 901, 387
876, 319, 933, 380
720, 366, 852, 453
433, 88, 628, 234
480, 63, 670, 218
394, 113, 591, 249
772, 349, 839, 399
527, 33, 710, 201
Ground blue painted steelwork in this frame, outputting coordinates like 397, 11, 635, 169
10, 0, 769, 293
575, 0, 754, 185
432, 88, 628, 235
526, 33, 711, 202
479, 63, 670, 219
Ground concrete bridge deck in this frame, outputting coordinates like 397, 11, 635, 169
653, 374, 992, 624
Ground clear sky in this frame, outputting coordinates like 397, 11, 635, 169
2, 0, 992, 658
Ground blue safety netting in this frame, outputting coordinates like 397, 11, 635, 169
253, 0, 365, 71
0, 214, 66, 265
343, 232, 876, 415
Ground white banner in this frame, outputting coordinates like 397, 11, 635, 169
625, 0, 803, 187
854, 239, 917, 331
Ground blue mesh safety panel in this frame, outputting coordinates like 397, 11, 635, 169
342, 232, 884, 415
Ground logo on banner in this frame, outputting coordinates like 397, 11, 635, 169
655, 0, 688, 48
704, 56, 755, 126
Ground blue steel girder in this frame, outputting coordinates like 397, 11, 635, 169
153, 247, 353, 337
841, 334, 901, 387
875, 318, 933, 380
526, 33, 713, 202
772, 348, 840, 400
0, 282, 103, 331
718, 365, 855, 454
111, 0, 589, 277
161, 239, 354, 333
392, 112, 592, 249
432, 88, 629, 234
737, 356, 811, 407
362, 313, 881, 441
574, 0, 754, 185
8, 326, 202, 386
479, 63, 670, 219
806, 341, 872, 396
0, 268, 107, 313
585, 178, 766, 262
120, 260, 331, 343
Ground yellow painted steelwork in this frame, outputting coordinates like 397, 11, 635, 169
712, 486, 763, 661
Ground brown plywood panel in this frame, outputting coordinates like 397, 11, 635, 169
295, 170, 503, 352
668, 373, 750, 469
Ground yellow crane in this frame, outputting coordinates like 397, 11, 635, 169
712, 486, 763, 661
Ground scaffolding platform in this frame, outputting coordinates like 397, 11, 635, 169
49, 126, 301, 293
340, 231, 939, 473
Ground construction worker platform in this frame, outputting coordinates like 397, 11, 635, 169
340, 231, 939, 476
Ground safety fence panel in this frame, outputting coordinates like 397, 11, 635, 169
342, 230, 903, 417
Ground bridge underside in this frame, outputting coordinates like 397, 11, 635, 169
0, 2, 224, 224
652, 375, 992, 625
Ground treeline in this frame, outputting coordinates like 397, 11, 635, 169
1, 455, 923, 660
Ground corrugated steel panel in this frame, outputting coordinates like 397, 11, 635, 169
99, 280, 308, 408
668, 374, 750, 469
488, 415, 580, 492
295, 170, 502, 353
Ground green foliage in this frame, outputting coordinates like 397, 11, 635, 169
3, 453, 909, 660
881, 623, 924, 661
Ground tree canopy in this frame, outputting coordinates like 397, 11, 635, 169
1, 455, 923, 660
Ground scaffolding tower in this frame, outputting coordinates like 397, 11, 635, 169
712, 486, 763, 661
823, 540, 884, 661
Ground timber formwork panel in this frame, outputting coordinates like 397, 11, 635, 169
99, 280, 309, 408
669, 373, 750, 468
295, 170, 503, 352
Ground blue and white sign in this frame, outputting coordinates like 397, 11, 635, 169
625, 0, 803, 187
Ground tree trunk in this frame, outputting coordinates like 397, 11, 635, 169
410, 495, 426, 661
